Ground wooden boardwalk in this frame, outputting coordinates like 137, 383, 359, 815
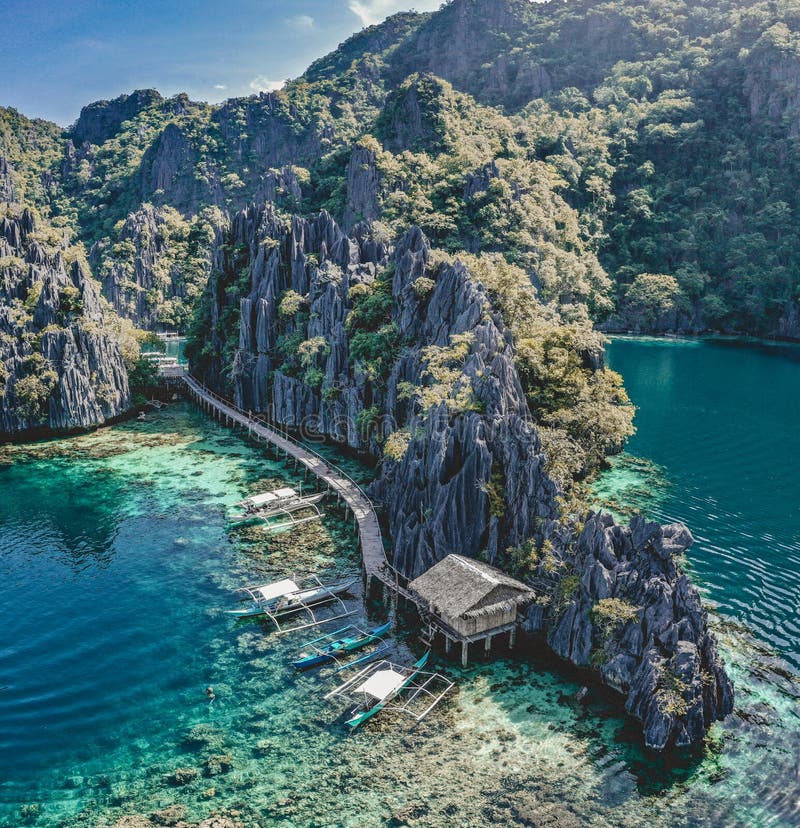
183, 374, 388, 588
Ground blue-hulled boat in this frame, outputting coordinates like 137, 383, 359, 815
292, 621, 392, 670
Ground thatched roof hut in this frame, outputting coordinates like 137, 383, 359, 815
408, 554, 535, 638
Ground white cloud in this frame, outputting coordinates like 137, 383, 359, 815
249, 76, 286, 93
287, 14, 315, 30
349, 0, 441, 28
213, 84, 228, 90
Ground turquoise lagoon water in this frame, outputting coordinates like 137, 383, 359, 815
602, 337, 800, 670
141, 337, 188, 365
0, 340, 798, 827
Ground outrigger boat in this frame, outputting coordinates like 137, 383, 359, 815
228, 575, 356, 619
228, 487, 325, 525
324, 652, 455, 729
292, 621, 392, 671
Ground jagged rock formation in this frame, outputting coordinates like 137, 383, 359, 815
0, 209, 129, 434
371, 228, 562, 574
190, 205, 732, 749
101, 205, 175, 328
97, 204, 224, 330
138, 122, 222, 212
390, 0, 556, 110
72, 89, 164, 146
0, 156, 16, 203
524, 513, 733, 750
196, 206, 389, 421
342, 145, 381, 230
744, 30, 800, 138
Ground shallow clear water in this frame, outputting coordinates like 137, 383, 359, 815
0, 361, 798, 827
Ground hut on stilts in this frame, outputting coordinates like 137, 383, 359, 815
408, 554, 535, 667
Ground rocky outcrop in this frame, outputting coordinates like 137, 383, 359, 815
196, 207, 559, 563
342, 145, 381, 230
102, 206, 169, 327
0, 209, 130, 435
71, 89, 164, 146
212, 92, 326, 172
524, 513, 733, 750
138, 123, 222, 212
252, 165, 303, 209
393, 0, 553, 109
371, 228, 561, 574
0, 155, 16, 203
744, 29, 800, 138
191, 205, 732, 748
99, 204, 223, 330
377, 74, 455, 153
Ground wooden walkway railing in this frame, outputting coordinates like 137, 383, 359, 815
183, 374, 394, 590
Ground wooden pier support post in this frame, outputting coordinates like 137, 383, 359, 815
485, 634, 492, 654
509, 626, 516, 649
445, 637, 451, 655
461, 640, 468, 668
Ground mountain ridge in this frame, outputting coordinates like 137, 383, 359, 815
5, 0, 800, 337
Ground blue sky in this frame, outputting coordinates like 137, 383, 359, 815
1, 0, 442, 126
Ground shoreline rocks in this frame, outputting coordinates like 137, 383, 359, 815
523, 513, 733, 749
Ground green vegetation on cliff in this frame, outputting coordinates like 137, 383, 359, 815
6, 0, 800, 336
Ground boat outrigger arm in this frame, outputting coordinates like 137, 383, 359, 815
324, 652, 455, 729
263, 499, 324, 533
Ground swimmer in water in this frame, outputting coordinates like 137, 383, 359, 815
205, 686, 215, 703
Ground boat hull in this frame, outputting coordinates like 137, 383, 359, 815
228, 492, 326, 525
228, 578, 357, 620
292, 621, 391, 670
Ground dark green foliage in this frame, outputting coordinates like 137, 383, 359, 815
14, 354, 58, 421
349, 324, 399, 373
346, 271, 400, 382
127, 355, 159, 406
346, 275, 394, 331
58, 284, 83, 321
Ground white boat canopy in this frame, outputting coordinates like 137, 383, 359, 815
355, 668, 407, 701
257, 578, 299, 602
246, 487, 297, 507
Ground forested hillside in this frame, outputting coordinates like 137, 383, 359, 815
3, 0, 800, 337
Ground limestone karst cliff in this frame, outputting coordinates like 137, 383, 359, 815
96, 203, 224, 331
188, 204, 733, 749
0, 205, 130, 435
524, 514, 733, 750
